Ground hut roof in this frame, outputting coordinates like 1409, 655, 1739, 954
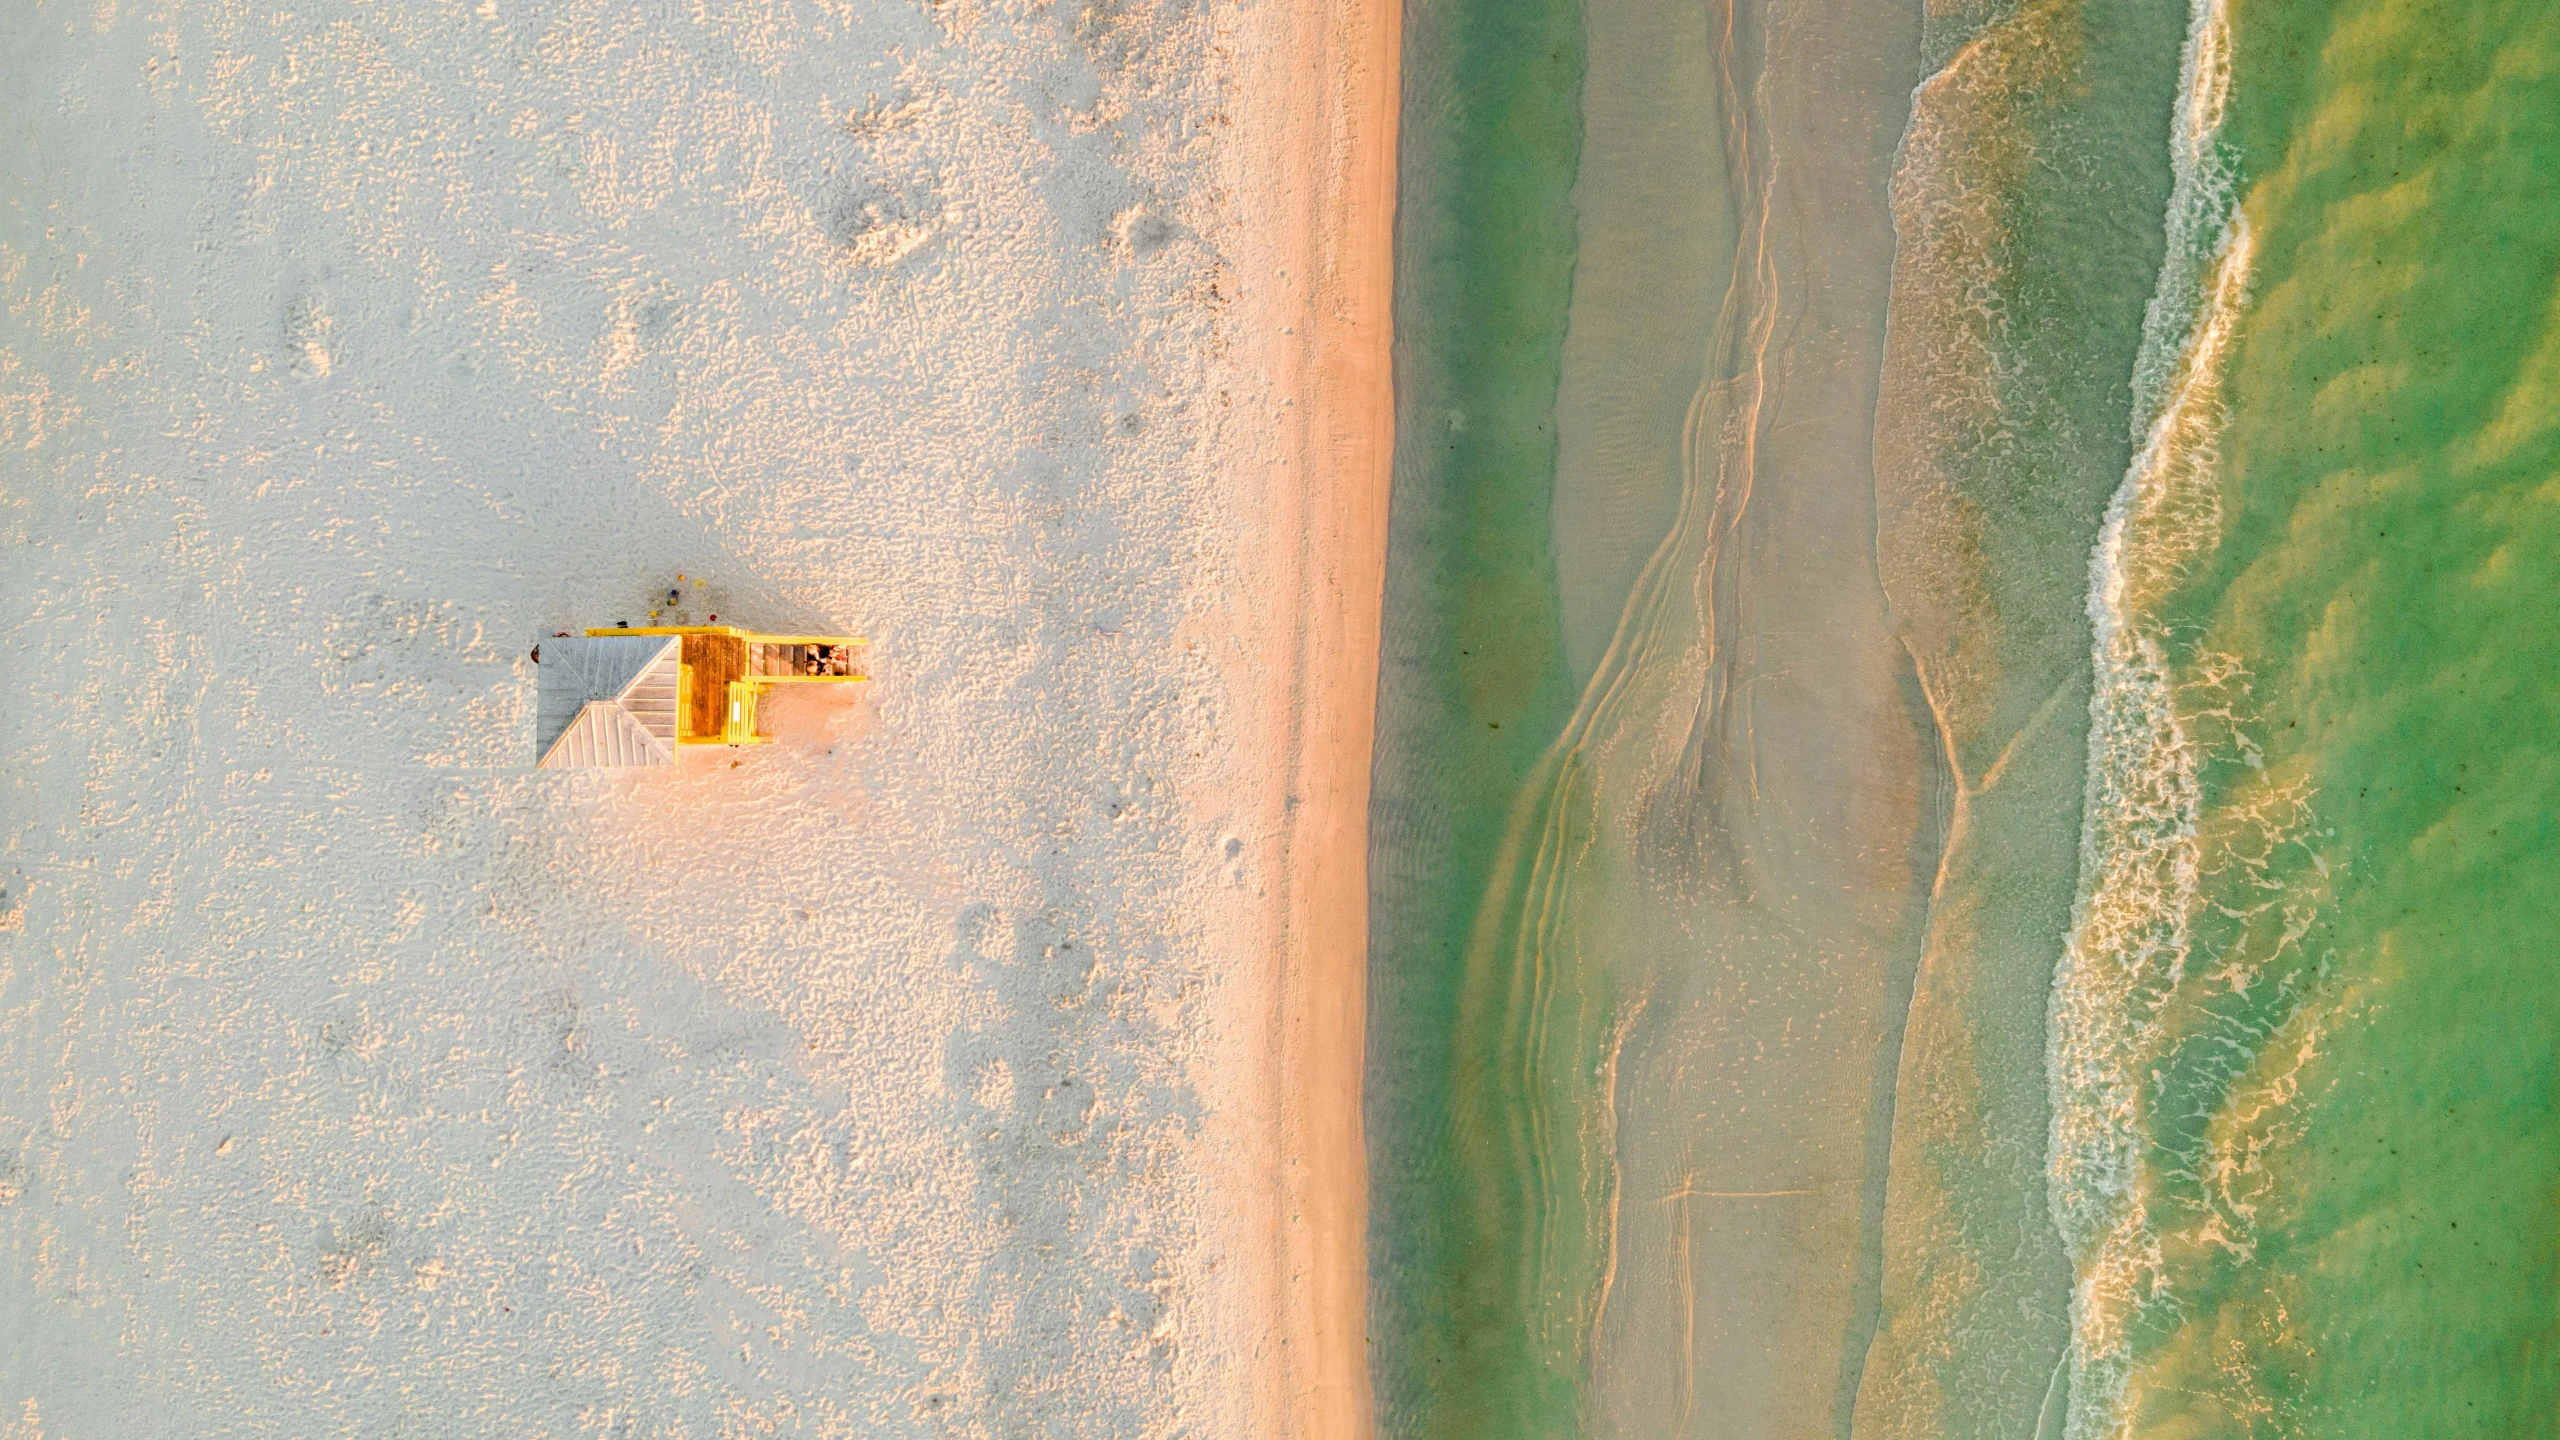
536, 635, 681, 767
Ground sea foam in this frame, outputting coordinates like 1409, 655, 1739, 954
2052, 0, 2351, 1426
2048, 0, 2261, 1431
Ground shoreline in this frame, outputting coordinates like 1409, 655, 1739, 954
1211, 0, 1398, 1431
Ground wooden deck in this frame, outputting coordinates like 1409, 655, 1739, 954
680, 632, 747, 741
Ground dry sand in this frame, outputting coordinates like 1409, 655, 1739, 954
1211, 0, 1398, 1433
0, 0, 1388, 1432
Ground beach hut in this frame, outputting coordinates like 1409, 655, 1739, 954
536, 626, 865, 768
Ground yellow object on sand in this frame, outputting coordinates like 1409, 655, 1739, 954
535, 625, 866, 767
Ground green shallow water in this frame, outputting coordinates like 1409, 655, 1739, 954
1373, 0, 1928, 1426
1363, 0, 1586, 1426
1855, 0, 2192, 1432
2072, 0, 2560, 1431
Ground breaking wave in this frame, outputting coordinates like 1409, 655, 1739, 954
2045, 0, 2334, 1431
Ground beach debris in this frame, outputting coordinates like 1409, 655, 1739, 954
1113, 206, 1175, 258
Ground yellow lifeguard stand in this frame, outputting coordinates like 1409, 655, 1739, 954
536, 625, 865, 767
589, 626, 866, 747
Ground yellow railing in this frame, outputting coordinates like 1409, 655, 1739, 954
723, 680, 767, 745
585, 625, 869, 646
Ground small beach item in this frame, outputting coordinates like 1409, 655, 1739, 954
533, 620, 867, 767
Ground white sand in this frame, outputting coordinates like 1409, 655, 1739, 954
0, 0, 1386, 1433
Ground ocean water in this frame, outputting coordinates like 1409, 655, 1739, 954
1375, 0, 2560, 1430
2047, 0, 2560, 1432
